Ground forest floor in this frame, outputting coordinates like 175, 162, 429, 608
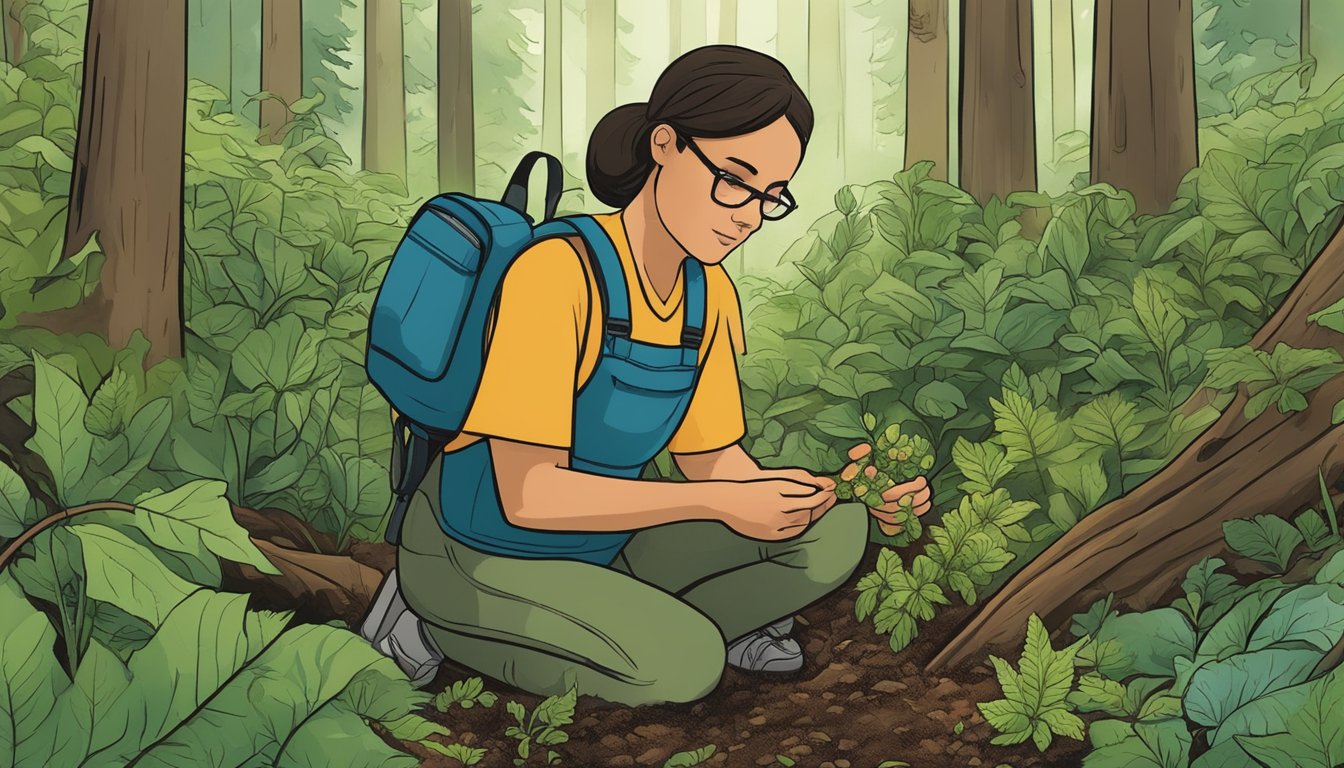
344, 538, 1088, 768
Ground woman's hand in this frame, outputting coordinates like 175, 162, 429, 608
755, 466, 837, 523
843, 442, 933, 534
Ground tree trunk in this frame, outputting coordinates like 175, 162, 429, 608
259, 0, 301, 144
232, 0, 260, 128
929, 213, 1344, 673
960, 0, 1036, 205
46, 0, 186, 366
680, 0, 707, 52
669, 0, 681, 56
1090, 0, 1196, 216
363, 0, 406, 180
543, 0, 563, 159
3, 0, 24, 66
776, 0, 808, 91
1050, 0, 1074, 146
438, 0, 474, 194
585, 0, 616, 134
719, 0, 736, 44
905, 0, 949, 180
1302, 0, 1312, 89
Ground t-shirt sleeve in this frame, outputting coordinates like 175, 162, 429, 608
667, 270, 747, 455
460, 238, 588, 449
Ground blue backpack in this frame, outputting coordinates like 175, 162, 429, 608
365, 151, 621, 546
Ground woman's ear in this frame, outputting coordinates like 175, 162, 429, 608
649, 123, 677, 166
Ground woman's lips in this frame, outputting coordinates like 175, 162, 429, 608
713, 229, 738, 245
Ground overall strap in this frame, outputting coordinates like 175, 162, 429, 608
680, 257, 707, 349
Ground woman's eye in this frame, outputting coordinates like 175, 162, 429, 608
723, 176, 748, 189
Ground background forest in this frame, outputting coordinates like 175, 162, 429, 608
2, 1, 1344, 767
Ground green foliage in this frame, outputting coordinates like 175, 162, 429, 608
1082, 719, 1191, 768
1222, 514, 1305, 572
662, 745, 717, 768
504, 685, 576, 766
0, 576, 438, 767
1202, 342, 1344, 421
979, 614, 1087, 752
433, 676, 499, 712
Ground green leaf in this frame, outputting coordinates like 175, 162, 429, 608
1234, 665, 1344, 768
1069, 672, 1128, 715
1090, 608, 1197, 680
0, 575, 69, 768
1184, 648, 1323, 728
1316, 549, 1344, 585
1294, 509, 1335, 551
1307, 296, 1344, 334
27, 352, 93, 503
85, 367, 133, 437
951, 437, 1013, 494
990, 390, 1060, 464
1082, 719, 1191, 768
72, 523, 201, 626
913, 379, 967, 419
0, 462, 35, 538
1222, 515, 1303, 572
130, 480, 282, 576
1246, 583, 1344, 653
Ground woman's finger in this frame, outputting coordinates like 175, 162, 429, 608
865, 506, 900, 525
881, 478, 930, 503
848, 443, 873, 461
913, 501, 932, 517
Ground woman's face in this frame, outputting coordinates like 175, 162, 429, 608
648, 116, 803, 265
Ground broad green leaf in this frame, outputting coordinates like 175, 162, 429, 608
951, 437, 1013, 494
1091, 608, 1197, 680
73, 523, 201, 626
271, 703, 420, 768
129, 480, 281, 576
1234, 665, 1344, 768
27, 352, 93, 503
1069, 672, 1127, 715
1293, 509, 1334, 551
1316, 549, 1344, 585
990, 390, 1060, 464
0, 462, 34, 537
913, 379, 967, 419
46, 638, 132, 767
1185, 648, 1322, 728
1082, 719, 1191, 768
85, 367, 133, 437
1246, 583, 1344, 653
1222, 515, 1303, 572
0, 575, 69, 768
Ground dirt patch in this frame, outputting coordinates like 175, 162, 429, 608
384, 542, 1091, 768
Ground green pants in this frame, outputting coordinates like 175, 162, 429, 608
397, 462, 869, 707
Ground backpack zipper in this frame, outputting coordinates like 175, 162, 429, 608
425, 205, 482, 249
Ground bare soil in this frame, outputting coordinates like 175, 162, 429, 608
351, 540, 1090, 768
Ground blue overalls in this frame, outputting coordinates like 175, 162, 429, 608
433, 215, 708, 566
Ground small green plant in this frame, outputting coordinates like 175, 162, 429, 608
662, 745, 716, 767
504, 685, 576, 766
979, 613, 1087, 751
832, 418, 935, 544
438, 743, 489, 766
434, 676, 499, 711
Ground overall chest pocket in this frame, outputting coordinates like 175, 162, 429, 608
593, 365, 697, 440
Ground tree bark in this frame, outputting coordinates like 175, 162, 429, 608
1302, 0, 1312, 89
585, 0, 616, 134
1090, 0, 1196, 216
188, 0, 233, 109
3, 0, 25, 66
46, 0, 186, 365
363, 0, 406, 180
438, 0, 474, 194
929, 213, 1344, 673
905, 0, 949, 180
680, 0, 707, 52
259, 0, 301, 144
1050, 0, 1075, 145
719, 0, 736, 44
960, 0, 1036, 205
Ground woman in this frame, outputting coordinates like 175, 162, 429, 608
360, 45, 933, 707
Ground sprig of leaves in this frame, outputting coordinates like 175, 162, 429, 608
504, 685, 576, 766
979, 613, 1087, 751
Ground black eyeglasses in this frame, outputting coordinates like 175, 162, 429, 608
674, 130, 797, 220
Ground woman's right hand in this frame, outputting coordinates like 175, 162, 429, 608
713, 478, 833, 540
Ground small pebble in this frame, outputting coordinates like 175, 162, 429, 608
835, 760, 851, 768
826, 705, 845, 714
838, 739, 857, 750
748, 715, 767, 726
609, 757, 634, 767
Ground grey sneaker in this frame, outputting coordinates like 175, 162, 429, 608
763, 615, 794, 639
359, 568, 444, 688
726, 629, 803, 673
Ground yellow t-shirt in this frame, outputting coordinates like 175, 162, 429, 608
441, 211, 748, 455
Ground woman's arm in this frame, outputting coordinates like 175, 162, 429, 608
672, 441, 762, 482
492, 438, 732, 531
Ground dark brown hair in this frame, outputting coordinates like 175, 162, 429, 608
586, 45, 814, 209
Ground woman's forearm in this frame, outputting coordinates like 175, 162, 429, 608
510, 464, 731, 532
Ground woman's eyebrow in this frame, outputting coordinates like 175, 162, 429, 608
726, 156, 758, 176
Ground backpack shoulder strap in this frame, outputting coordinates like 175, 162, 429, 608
533, 214, 630, 340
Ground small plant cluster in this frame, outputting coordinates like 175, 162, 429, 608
978, 470, 1344, 766
504, 685, 577, 766
832, 418, 935, 543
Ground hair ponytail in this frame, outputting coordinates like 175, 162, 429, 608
586, 102, 654, 208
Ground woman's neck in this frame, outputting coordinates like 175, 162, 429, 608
621, 178, 687, 304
